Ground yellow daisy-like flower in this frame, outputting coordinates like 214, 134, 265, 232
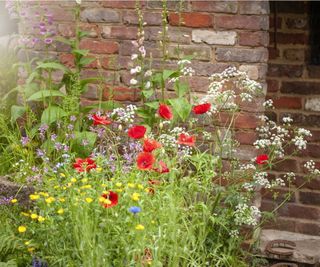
29, 194, 39, 201
24, 241, 30, 246
60, 173, 66, 178
11, 198, 18, 204
45, 197, 55, 204
39, 192, 49, 197
128, 183, 135, 188
99, 196, 105, 202
70, 177, 77, 183
54, 185, 60, 189
30, 214, 38, 220
96, 167, 102, 173
137, 184, 144, 190
38, 216, 45, 222
67, 182, 72, 187
81, 185, 92, 189
135, 224, 145, 230
131, 193, 140, 201
18, 226, 26, 233
85, 197, 93, 203
59, 198, 66, 202
116, 189, 123, 193
27, 247, 35, 253
57, 208, 64, 214
81, 178, 88, 183
116, 182, 122, 187
101, 183, 107, 187
21, 212, 29, 217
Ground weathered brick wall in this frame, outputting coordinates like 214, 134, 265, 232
264, 1, 320, 236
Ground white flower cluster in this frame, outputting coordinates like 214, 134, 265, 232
263, 99, 274, 109
283, 172, 296, 183
239, 163, 256, 171
181, 66, 195, 77
178, 145, 193, 159
111, 104, 137, 124
234, 203, 261, 226
243, 172, 285, 191
240, 92, 253, 102
282, 116, 293, 124
158, 134, 177, 149
304, 160, 320, 175
254, 116, 290, 157
170, 127, 186, 136
291, 128, 311, 150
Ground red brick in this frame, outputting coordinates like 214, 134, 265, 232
271, 33, 307, 45
262, 188, 295, 203
101, 1, 142, 9
267, 79, 279, 93
269, 16, 282, 29
100, 56, 119, 70
169, 12, 213, 28
103, 86, 140, 102
238, 31, 269, 47
294, 176, 320, 191
58, 24, 75, 37
215, 15, 268, 30
108, 26, 138, 40
268, 64, 303, 78
123, 10, 162, 26
273, 159, 299, 173
192, 1, 238, 13
278, 203, 320, 220
80, 39, 119, 54
218, 112, 260, 129
300, 191, 320, 206
263, 214, 296, 233
59, 53, 74, 68
269, 96, 302, 109
295, 221, 320, 236
268, 47, 280, 60
281, 81, 320, 95
235, 131, 258, 145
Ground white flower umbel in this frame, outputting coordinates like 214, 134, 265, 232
304, 160, 320, 175
263, 99, 274, 109
234, 203, 261, 226
111, 105, 137, 124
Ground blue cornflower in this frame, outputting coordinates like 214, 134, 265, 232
129, 206, 141, 215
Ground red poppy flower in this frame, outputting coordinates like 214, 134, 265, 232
92, 114, 112, 126
256, 154, 269, 165
177, 133, 196, 147
136, 152, 155, 170
101, 191, 118, 208
192, 103, 211, 115
128, 125, 147, 139
73, 158, 96, 172
153, 161, 169, 173
158, 104, 173, 120
143, 139, 162, 153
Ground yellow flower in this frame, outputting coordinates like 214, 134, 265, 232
85, 197, 93, 203
99, 197, 105, 202
81, 178, 88, 183
131, 193, 140, 201
96, 167, 102, 173
21, 212, 29, 217
101, 183, 107, 187
39, 192, 49, 197
57, 208, 64, 214
27, 247, 35, 253
104, 199, 112, 205
67, 182, 72, 187
63, 186, 67, 190
81, 185, 92, 189
30, 214, 38, 220
54, 185, 60, 189
116, 182, 122, 187
71, 177, 77, 183
137, 184, 144, 190
151, 220, 155, 224
38, 216, 45, 223
111, 178, 115, 181
59, 198, 66, 202
128, 183, 135, 188
18, 226, 26, 233
60, 173, 66, 178
45, 197, 55, 204
116, 189, 123, 193
135, 224, 145, 230
29, 194, 39, 201
11, 198, 18, 204
24, 241, 30, 246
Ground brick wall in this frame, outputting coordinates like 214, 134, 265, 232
264, 1, 320, 236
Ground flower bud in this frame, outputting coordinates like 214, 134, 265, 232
159, 122, 163, 129
118, 125, 123, 131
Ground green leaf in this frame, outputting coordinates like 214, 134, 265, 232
142, 89, 154, 99
174, 82, 189, 98
79, 57, 96, 66
168, 98, 192, 122
72, 131, 97, 157
26, 71, 39, 84
80, 77, 103, 87
145, 101, 159, 109
41, 106, 67, 125
81, 101, 121, 113
27, 90, 65, 102
24, 83, 39, 98
162, 69, 176, 81
10, 105, 26, 123
72, 49, 89, 57
55, 36, 73, 46
36, 62, 69, 72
